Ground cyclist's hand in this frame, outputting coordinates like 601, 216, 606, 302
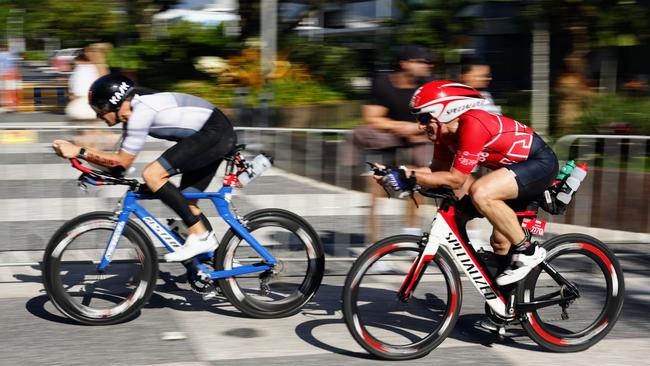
52, 140, 81, 159
382, 166, 415, 192
368, 162, 387, 182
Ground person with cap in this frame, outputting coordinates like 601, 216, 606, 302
362, 44, 435, 243
51, 74, 238, 262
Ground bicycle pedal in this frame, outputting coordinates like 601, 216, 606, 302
497, 326, 507, 337
202, 289, 221, 300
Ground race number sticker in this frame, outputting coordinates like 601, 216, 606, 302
522, 218, 547, 236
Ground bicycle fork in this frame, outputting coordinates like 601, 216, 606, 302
398, 233, 437, 302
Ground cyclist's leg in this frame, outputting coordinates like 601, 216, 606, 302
469, 169, 547, 285
476, 144, 557, 285
151, 110, 236, 261
147, 110, 236, 233
468, 168, 523, 245
143, 160, 204, 233
180, 160, 223, 232
490, 229, 511, 255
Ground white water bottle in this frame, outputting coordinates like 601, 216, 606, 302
238, 154, 273, 187
556, 163, 588, 204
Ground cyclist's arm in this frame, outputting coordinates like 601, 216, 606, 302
413, 167, 468, 190
52, 139, 135, 169
82, 147, 135, 170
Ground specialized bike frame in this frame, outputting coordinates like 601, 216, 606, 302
397, 201, 579, 319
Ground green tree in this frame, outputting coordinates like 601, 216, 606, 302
393, 0, 473, 53
18, 0, 121, 47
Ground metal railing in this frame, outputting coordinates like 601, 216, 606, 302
552, 134, 650, 233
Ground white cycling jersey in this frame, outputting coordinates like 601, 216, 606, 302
121, 92, 215, 155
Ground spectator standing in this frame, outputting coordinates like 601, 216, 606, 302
0, 44, 20, 112
361, 45, 434, 243
556, 54, 595, 134
459, 56, 501, 115
66, 44, 117, 150
66, 44, 110, 120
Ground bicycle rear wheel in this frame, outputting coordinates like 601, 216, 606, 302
517, 233, 625, 352
43, 212, 158, 325
342, 235, 461, 360
215, 208, 324, 318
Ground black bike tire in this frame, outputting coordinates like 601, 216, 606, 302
342, 235, 462, 360
517, 233, 625, 352
215, 208, 325, 318
42, 211, 158, 325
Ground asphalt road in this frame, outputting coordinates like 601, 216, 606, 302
0, 264, 648, 366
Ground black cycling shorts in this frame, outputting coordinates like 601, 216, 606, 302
158, 108, 237, 193
507, 133, 558, 200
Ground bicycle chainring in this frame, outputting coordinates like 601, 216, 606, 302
187, 261, 221, 295
485, 302, 517, 326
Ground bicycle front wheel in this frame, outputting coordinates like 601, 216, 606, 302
342, 235, 462, 360
215, 208, 324, 318
42, 212, 158, 325
517, 233, 625, 352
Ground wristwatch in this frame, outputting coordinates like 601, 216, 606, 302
77, 147, 87, 159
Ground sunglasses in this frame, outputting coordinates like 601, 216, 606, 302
416, 113, 436, 125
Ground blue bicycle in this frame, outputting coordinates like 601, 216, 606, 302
42, 146, 325, 325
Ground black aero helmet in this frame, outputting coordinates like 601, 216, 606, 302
88, 74, 135, 114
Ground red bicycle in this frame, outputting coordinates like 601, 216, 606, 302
342, 168, 624, 360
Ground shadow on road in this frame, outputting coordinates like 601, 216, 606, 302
21, 267, 251, 325
292, 283, 543, 360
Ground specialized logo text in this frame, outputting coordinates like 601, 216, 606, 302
447, 232, 497, 300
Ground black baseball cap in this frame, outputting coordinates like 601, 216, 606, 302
396, 45, 436, 63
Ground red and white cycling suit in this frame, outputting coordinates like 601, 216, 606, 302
434, 109, 534, 174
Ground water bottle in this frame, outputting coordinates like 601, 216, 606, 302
238, 154, 273, 187
167, 218, 189, 241
556, 163, 588, 204
556, 160, 576, 180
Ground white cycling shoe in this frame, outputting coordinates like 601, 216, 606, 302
164, 232, 219, 262
496, 246, 547, 286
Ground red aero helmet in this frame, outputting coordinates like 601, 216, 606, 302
410, 80, 486, 123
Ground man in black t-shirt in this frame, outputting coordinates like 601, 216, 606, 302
362, 45, 434, 242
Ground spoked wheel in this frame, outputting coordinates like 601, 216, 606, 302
42, 212, 158, 325
342, 235, 462, 360
215, 209, 324, 318
517, 233, 625, 352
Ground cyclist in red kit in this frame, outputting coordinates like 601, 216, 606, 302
378, 81, 558, 285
